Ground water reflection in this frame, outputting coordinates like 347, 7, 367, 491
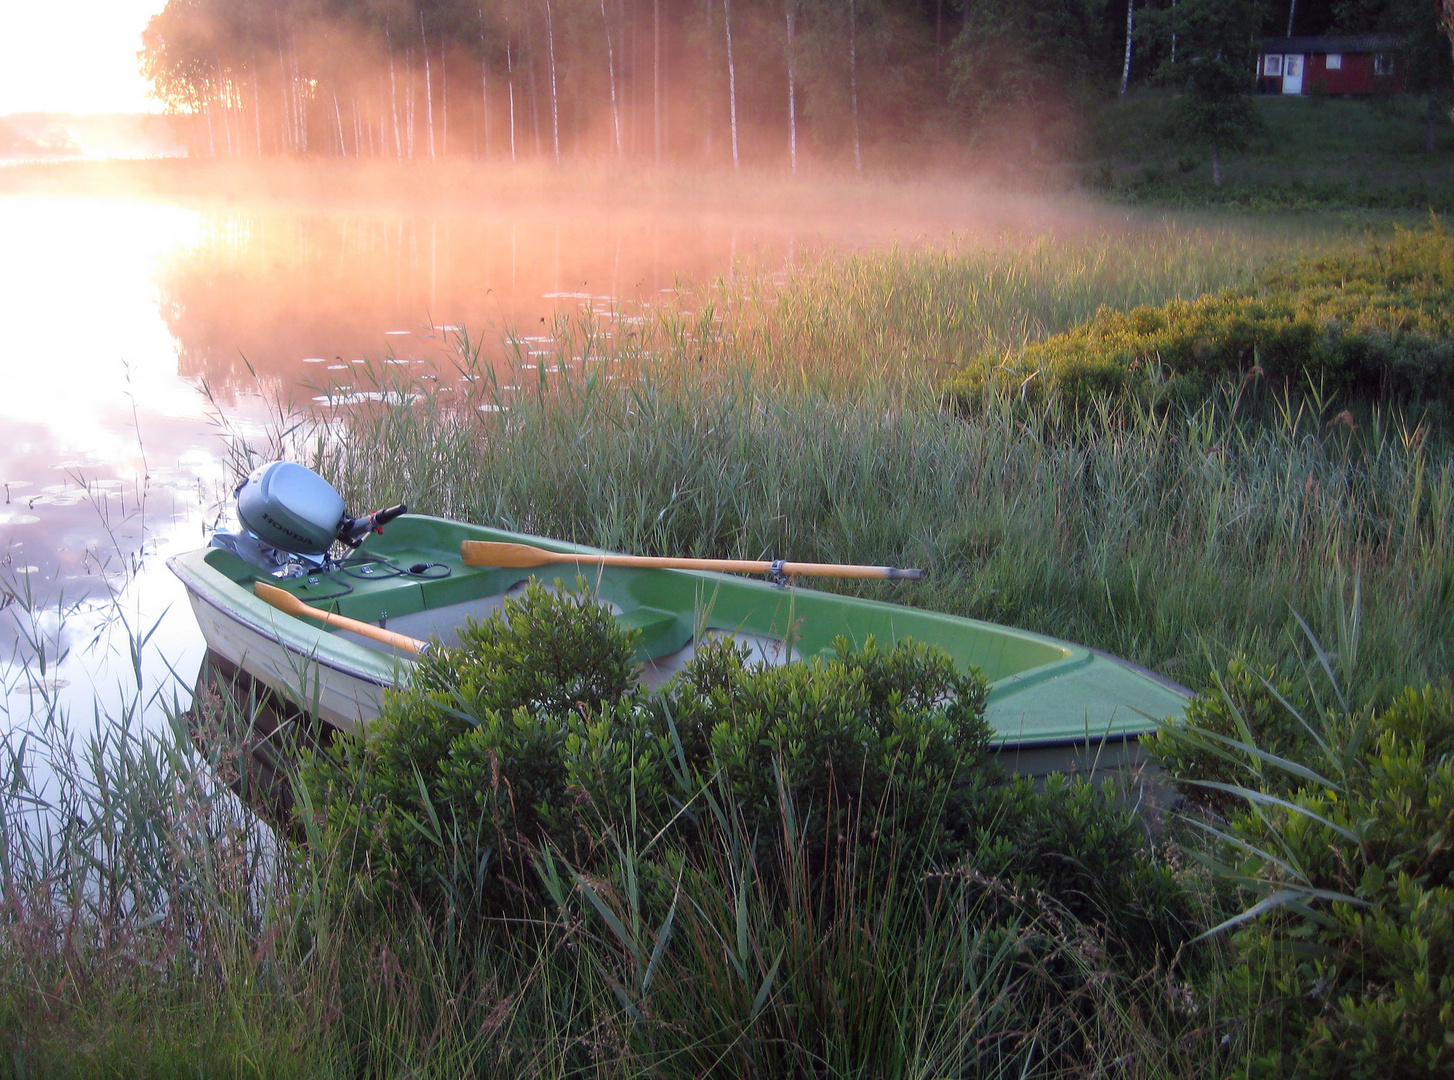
157, 203, 803, 396
0, 183, 868, 727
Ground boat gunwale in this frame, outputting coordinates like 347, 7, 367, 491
169, 515, 1192, 746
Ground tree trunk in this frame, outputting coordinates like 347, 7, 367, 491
1119, 0, 1133, 97
405, 50, 416, 157
543, 0, 561, 163
848, 0, 861, 175
602, 0, 623, 156
704, 0, 714, 157
654, 0, 663, 163
786, 2, 797, 173
1286, 0, 1297, 36
388, 37, 402, 159
1426, 90, 1438, 154
934, 0, 942, 79
1211, 143, 1222, 186
422, 20, 436, 157
507, 42, 518, 161
724, 0, 739, 168
251, 58, 263, 154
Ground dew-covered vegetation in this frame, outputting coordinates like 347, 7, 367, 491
4, 218, 1453, 1078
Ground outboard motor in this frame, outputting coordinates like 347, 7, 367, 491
210, 461, 407, 575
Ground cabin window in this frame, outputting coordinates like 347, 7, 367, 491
1374, 53, 1394, 76
1263, 54, 1283, 76
1325, 53, 1342, 70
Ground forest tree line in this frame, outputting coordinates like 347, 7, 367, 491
138, 0, 1454, 167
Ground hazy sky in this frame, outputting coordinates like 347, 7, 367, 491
0, 0, 167, 115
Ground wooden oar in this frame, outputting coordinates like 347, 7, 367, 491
459, 540, 925, 582
253, 581, 428, 654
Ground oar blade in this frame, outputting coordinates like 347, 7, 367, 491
460, 540, 561, 568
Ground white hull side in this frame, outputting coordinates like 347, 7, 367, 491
182, 587, 392, 736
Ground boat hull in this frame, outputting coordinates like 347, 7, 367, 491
170, 516, 1191, 755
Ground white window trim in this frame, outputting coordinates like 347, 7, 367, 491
1264, 54, 1283, 76
1325, 53, 1342, 70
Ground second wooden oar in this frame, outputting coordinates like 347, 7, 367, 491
459, 540, 925, 582
254, 581, 428, 654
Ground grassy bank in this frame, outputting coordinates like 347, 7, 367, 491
6, 216, 1453, 1077
1088, 91, 1454, 210
298, 225, 1453, 700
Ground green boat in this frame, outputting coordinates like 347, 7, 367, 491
171, 509, 1188, 777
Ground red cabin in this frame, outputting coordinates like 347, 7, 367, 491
1257, 35, 1405, 96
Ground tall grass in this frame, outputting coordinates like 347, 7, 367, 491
7, 223, 1447, 1077
1, 641, 1224, 1078
307, 336, 1453, 700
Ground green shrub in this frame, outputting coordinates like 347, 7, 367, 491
943, 224, 1454, 415
1169, 676, 1454, 1078
1146, 657, 1311, 811
303, 580, 1203, 980
301, 581, 997, 922
959, 773, 1198, 963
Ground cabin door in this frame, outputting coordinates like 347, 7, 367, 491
1282, 54, 1305, 94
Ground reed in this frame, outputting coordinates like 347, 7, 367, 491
6, 221, 1448, 1077
306, 336, 1453, 702
1, 631, 1222, 1078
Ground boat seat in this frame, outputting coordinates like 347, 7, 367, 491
616, 607, 682, 656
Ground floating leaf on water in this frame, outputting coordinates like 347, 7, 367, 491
302, 357, 327, 363
435, 324, 460, 332
316, 391, 425, 406
0, 513, 41, 525
49, 460, 87, 470
385, 330, 411, 335
20, 678, 69, 695
327, 364, 348, 370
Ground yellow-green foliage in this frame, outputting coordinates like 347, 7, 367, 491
1154, 675, 1454, 1078
943, 224, 1454, 411
1227, 685, 1454, 1078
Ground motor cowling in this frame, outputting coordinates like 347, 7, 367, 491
236, 461, 347, 556
212, 461, 407, 573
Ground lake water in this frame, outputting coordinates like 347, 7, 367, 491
0, 164, 1117, 728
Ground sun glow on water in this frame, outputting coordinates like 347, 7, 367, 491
0, 198, 205, 457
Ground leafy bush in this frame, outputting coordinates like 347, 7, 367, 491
1146, 657, 1311, 811
1155, 673, 1454, 1078
302, 581, 1199, 978
942, 224, 1454, 414
962, 774, 1198, 963
302, 580, 997, 921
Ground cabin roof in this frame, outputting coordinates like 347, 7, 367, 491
1260, 34, 1403, 54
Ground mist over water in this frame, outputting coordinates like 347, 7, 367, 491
0, 159, 1129, 725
